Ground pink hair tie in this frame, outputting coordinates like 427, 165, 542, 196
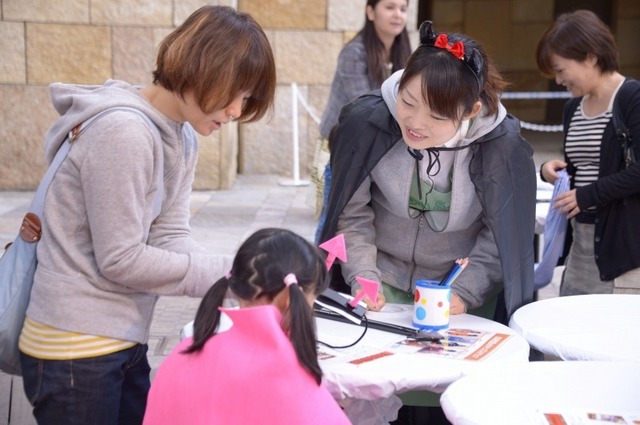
283, 273, 298, 288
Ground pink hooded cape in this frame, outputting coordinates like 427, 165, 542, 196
143, 305, 350, 424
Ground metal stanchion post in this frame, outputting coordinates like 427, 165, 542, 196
280, 82, 309, 187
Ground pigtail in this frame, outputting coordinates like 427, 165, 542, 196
188, 228, 329, 385
286, 282, 323, 385
183, 276, 230, 354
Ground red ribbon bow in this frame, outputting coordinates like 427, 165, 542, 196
434, 34, 464, 60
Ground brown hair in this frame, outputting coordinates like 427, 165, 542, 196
359, 0, 412, 86
536, 9, 619, 78
399, 25, 507, 122
153, 6, 276, 123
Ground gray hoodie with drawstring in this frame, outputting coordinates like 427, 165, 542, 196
323, 70, 536, 319
26, 80, 231, 344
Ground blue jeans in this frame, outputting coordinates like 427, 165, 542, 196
314, 164, 332, 244
20, 344, 151, 425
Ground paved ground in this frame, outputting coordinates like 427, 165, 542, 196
0, 128, 562, 424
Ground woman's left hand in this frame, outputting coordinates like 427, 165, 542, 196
553, 189, 581, 218
450, 292, 467, 315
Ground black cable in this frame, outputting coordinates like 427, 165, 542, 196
317, 315, 369, 349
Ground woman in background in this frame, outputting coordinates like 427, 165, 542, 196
315, 0, 412, 242
536, 9, 640, 295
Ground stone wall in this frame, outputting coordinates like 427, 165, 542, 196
0, 0, 238, 190
238, 0, 418, 176
1, 0, 639, 190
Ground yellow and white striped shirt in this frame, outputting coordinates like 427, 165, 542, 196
19, 316, 136, 360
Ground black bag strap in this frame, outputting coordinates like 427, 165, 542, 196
611, 79, 637, 168
612, 85, 632, 143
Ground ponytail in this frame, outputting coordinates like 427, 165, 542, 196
286, 283, 323, 384
183, 276, 229, 354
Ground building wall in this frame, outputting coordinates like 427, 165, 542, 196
0, 0, 239, 190
1, 0, 639, 189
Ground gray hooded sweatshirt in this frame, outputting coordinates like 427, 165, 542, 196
337, 71, 509, 309
27, 80, 231, 344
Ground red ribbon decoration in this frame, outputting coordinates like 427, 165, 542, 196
434, 34, 464, 60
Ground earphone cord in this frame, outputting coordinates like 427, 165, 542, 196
317, 315, 369, 349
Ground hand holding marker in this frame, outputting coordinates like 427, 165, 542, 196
438, 258, 469, 287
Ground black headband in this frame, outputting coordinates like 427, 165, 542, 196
419, 20, 483, 92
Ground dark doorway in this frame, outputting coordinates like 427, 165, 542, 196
417, 0, 432, 30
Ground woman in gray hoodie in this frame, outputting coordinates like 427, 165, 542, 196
320, 20, 536, 423
320, 20, 536, 324
18, 6, 276, 424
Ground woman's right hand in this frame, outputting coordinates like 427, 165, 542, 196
355, 288, 386, 311
541, 159, 567, 184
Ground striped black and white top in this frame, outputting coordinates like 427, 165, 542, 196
565, 104, 611, 188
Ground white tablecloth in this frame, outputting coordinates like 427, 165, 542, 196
181, 304, 530, 425
441, 361, 640, 425
509, 294, 640, 361
318, 304, 530, 401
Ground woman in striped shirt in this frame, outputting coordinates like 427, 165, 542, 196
535, 10, 640, 295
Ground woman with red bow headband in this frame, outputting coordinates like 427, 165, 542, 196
319, 21, 537, 421
320, 19, 536, 326
320, 22, 536, 419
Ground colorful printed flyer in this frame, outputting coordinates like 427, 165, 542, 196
390, 328, 511, 360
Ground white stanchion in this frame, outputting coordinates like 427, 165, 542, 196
279, 82, 310, 187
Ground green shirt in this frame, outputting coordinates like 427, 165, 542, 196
408, 170, 452, 212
